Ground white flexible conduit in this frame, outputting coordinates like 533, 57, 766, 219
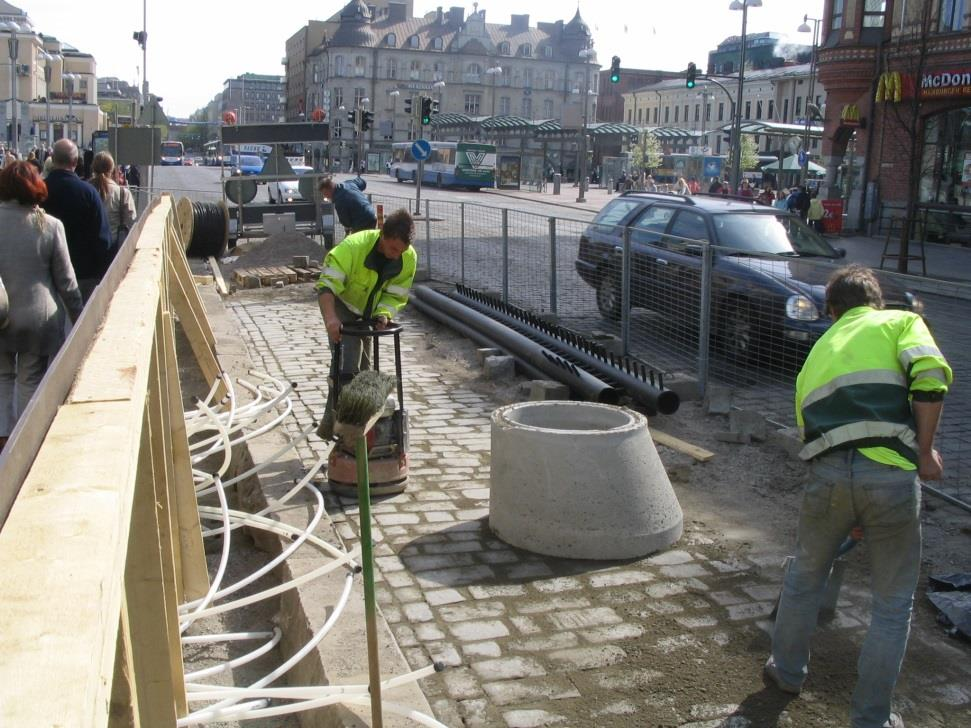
181, 370, 445, 726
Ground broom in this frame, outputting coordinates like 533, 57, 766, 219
333, 369, 397, 728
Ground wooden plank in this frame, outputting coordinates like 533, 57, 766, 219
207, 255, 230, 295
0, 401, 143, 726
169, 255, 224, 395
109, 604, 140, 728
651, 428, 715, 463
167, 233, 216, 351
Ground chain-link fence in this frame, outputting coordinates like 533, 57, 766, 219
363, 192, 970, 511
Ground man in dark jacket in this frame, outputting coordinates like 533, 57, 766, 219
41, 139, 113, 303
319, 175, 377, 234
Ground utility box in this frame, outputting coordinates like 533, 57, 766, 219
263, 213, 297, 236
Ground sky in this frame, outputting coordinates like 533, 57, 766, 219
17, 0, 825, 118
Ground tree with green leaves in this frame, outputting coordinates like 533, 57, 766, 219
740, 134, 760, 172
631, 131, 663, 173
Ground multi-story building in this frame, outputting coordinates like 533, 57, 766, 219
623, 62, 826, 178
708, 32, 811, 75
0, 1, 103, 153
816, 0, 971, 236
220, 73, 285, 125
286, 0, 602, 175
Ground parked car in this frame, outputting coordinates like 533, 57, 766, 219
233, 155, 264, 176
267, 165, 313, 203
575, 192, 917, 361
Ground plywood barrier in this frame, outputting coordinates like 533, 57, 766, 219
0, 196, 211, 725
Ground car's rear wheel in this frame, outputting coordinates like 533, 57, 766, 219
596, 273, 622, 321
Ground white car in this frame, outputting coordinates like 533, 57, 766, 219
267, 165, 313, 203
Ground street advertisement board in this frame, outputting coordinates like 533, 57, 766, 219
497, 153, 521, 190
821, 199, 844, 234
703, 156, 723, 179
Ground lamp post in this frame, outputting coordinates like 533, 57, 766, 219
389, 89, 399, 142
337, 103, 346, 172
64, 73, 80, 143
39, 51, 59, 149
697, 90, 714, 153
431, 80, 445, 140
728, 0, 761, 192
1, 21, 22, 154
357, 96, 369, 172
486, 64, 502, 117
577, 45, 595, 203
798, 14, 821, 184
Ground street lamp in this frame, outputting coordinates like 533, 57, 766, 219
1, 21, 23, 154
728, 0, 761, 192
389, 89, 400, 142
432, 80, 445, 140
798, 14, 821, 184
577, 45, 596, 203
39, 51, 60, 149
64, 73, 80, 143
486, 64, 502, 117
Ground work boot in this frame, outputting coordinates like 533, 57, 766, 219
883, 714, 904, 728
763, 657, 801, 695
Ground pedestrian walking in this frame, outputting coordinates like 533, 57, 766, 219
314, 209, 418, 440
0, 161, 83, 452
41, 139, 113, 303
318, 175, 377, 235
89, 151, 137, 247
766, 265, 952, 728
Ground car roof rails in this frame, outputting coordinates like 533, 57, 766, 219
619, 190, 697, 205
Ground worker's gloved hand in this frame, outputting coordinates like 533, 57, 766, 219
326, 317, 342, 343
374, 315, 390, 331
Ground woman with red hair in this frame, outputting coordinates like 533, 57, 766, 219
0, 161, 82, 452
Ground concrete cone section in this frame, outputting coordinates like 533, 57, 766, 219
489, 401, 684, 559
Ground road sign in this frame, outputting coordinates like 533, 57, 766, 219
412, 139, 431, 161
798, 149, 808, 166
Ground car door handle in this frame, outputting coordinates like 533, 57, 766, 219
654, 257, 668, 265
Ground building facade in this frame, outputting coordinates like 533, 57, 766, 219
1, 1, 103, 153
708, 32, 811, 75
286, 0, 602, 172
221, 73, 285, 125
816, 0, 971, 236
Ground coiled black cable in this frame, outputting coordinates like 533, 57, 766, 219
185, 201, 229, 259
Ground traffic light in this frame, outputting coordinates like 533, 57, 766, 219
420, 96, 432, 125
609, 56, 621, 84
686, 62, 697, 89
431, 98, 440, 117
403, 96, 413, 115
361, 110, 374, 131
132, 30, 147, 49
347, 109, 357, 125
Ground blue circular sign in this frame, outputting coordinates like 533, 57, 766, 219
412, 139, 432, 161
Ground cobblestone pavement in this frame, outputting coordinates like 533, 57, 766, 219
226, 283, 971, 728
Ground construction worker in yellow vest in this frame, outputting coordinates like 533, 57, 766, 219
766, 265, 951, 728
314, 209, 418, 439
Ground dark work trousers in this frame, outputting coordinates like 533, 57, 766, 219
317, 296, 372, 440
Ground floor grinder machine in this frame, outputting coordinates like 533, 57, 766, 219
327, 320, 409, 496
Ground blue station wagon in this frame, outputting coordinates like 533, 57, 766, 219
575, 192, 916, 361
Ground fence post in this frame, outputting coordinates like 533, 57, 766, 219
549, 217, 557, 314
425, 199, 432, 279
460, 202, 466, 287
697, 243, 714, 399
502, 208, 509, 304
621, 225, 632, 357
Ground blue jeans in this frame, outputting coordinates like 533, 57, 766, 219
771, 449, 921, 728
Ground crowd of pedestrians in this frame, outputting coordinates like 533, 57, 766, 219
0, 139, 138, 452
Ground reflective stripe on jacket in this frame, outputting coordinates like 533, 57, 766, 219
314, 229, 417, 319
796, 306, 951, 468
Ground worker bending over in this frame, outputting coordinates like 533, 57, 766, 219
314, 209, 417, 440
766, 265, 951, 728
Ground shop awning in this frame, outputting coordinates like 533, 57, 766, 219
761, 155, 826, 173
638, 127, 700, 139
722, 121, 824, 138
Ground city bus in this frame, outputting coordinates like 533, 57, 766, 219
160, 140, 185, 166
203, 140, 224, 166
389, 141, 496, 190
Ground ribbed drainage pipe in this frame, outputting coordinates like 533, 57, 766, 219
490, 401, 683, 560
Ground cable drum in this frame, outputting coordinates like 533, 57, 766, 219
180, 198, 230, 259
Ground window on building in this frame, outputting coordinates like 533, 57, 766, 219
467, 63, 482, 76
544, 70, 555, 90
574, 72, 584, 91
694, 104, 700, 122
674, 105, 679, 122
939, 0, 966, 32
409, 35, 420, 48
464, 94, 481, 114
744, 101, 751, 119
355, 56, 366, 76
862, 0, 886, 28
521, 97, 533, 117
385, 59, 397, 79
543, 99, 554, 117
718, 102, 724, 121
334, 55, 345, 76
520, 44, 532, 57
334, 88, 343, 109
756, 100, 762, 119
523, 68, 533, 88
664, 106, 670, 123
706, 103, 711, 121
830, 0, 844, 30
543, 46, 553, 58
409, 60, 420, 79
653, 107, 658, 123
432, 37, 443, 50
499, 96, 510, 115
767, 99, 774, 119
627, 109, 632, 123
499, 42, 510, 55
354, 87, 366, 107
386, 33, 397, 46
795, 96, 802, 116
783, 98, 789, 122
683, 104, 688, 121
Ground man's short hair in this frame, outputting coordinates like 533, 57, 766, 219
52, 139, 78, 168
825, 264, 884, 319
318, 175, 334, 191
382, 209, 414, 246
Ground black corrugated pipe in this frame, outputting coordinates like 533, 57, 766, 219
408, 295, 549, 382
448, 287, 680, 415
413, 287, 621, 405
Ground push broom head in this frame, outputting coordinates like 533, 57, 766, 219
333, 370, 397, 441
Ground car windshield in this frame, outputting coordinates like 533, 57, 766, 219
712, 213, 838, 257
240, 155, 262, 167
292, 166, 312, 175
